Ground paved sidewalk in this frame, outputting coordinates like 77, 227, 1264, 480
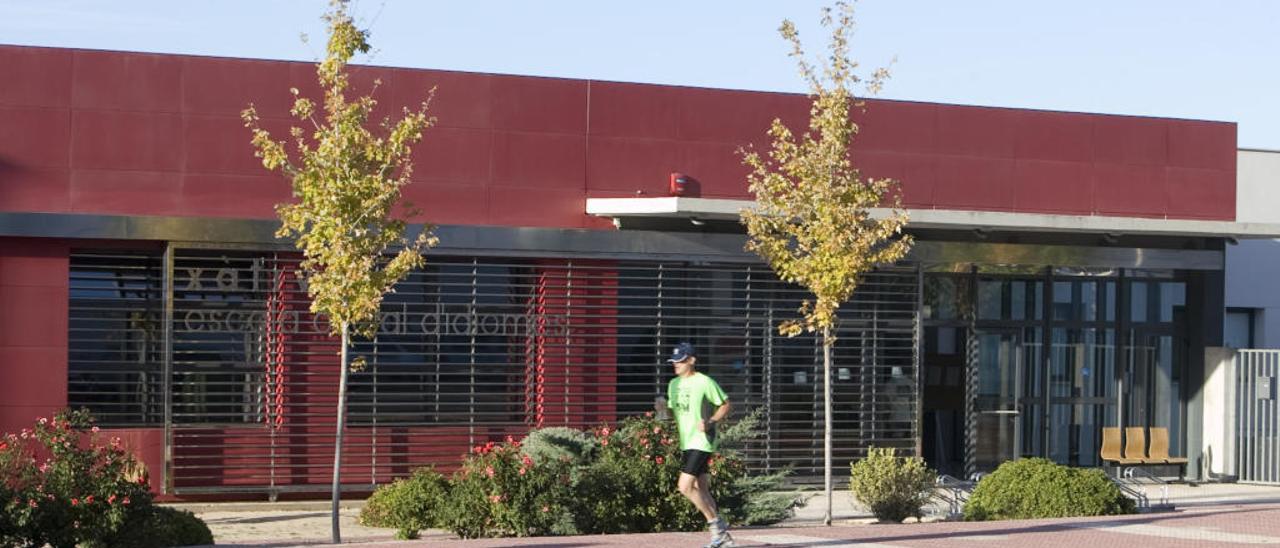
190, 483, 1280, 547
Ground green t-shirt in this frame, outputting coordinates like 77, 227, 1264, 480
667, 372, 729, 452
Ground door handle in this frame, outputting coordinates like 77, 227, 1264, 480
980, 410, 1020, 415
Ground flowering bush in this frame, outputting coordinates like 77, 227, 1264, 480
437, 437, 578, 538
366, 410, 805, 539
574, 412, 763, 533
0, 409, 156, 548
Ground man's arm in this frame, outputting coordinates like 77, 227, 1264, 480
699, 401, 731, 431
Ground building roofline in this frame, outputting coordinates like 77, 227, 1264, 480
586, 197, 1280, 239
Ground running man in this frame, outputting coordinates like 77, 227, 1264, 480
664, 342, 733, 548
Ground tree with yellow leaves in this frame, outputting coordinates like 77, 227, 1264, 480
740, 1, 912, 526
241, 1, 436, 542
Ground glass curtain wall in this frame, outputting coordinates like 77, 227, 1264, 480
922, 267, 1187, 475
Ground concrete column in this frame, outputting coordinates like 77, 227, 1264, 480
1201, 346, 1237, 479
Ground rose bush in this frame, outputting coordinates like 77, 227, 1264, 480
365, 409, 805, 539
437, 436, 578, 539
0, 409, 195, 548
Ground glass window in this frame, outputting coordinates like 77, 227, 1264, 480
1160, 282, 1186, 323
978, 279, 1043, 321
924, 275, 965, 321
1130, 281, 1150, 323
1104, 281, 1116, 322
67, 253, 164, 426
1052, 281, 1074, 321
978, 280, 1002, 320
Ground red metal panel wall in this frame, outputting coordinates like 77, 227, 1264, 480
0, 45, 1238, 226
0, 238, 70, 432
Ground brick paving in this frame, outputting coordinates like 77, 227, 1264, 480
210, 502, 1280, 547
385, 503, 1280, 547
199, 484, 1280, 547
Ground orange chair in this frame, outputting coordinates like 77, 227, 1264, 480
1148, 427, 1188, 479
1100, 427, 1142, 466
1124, 427, 1150, 462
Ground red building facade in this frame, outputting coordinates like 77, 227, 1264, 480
0, 45, 1243, 496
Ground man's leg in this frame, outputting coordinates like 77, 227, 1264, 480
695, 473, 732, 546
675, 473, 716, 519
696, 473, 718, 516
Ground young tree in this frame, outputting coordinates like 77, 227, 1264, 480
739, 1, 912, 526
241, 1, 437, 542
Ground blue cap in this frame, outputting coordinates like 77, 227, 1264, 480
667, 342, 696, 363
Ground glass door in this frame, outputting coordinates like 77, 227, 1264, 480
972, 329, 1024, 474
1125, 329, 1185, 446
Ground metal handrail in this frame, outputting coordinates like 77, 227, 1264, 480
934, 474, 976, 518
1110, 474, 1151, 510
1121, 466, 1169, 507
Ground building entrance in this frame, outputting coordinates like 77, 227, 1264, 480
971, 329, 1027, 474
922, 268, 1188, 477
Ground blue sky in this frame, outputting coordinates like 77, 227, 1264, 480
4, 1, 1278, 148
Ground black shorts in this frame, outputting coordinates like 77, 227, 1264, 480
680, 449, 713, 476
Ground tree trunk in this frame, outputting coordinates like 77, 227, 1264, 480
823, 324, 833, 526
331, 323, 350, 543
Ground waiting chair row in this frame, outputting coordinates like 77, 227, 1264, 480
1100, 426, 1187, 478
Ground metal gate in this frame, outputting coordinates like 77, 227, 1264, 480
1237, 349, 1280, 484
67, 247, 920, 496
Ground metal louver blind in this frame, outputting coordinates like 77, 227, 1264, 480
68, 252, 164, 425
68, 248, 919, 495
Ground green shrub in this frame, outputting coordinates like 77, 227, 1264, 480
438, 438, 578, 538
0, 409, 156, 548
714, 410, 808, 526
374, 410, 804, 539
107, 506, 214, 548
572, 422, 692, 534
521, 427, 599, 467
963, 458, 1136, 521
848, 447, 937, 523
359, 468, 449, 539
573, 410, 804, 534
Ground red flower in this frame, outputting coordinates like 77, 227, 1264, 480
85, 495, 94, 504
644, 411, 654, 418
653, 426, 662, 434
0, 442, 7, 451
485, 466, 495, 478
122, 497, 131, 505
71, 498, 79, 506
518, 467, 527, 476
601, 439, 608, 446
655, 456, 665, 465
108, 494, 117, 505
